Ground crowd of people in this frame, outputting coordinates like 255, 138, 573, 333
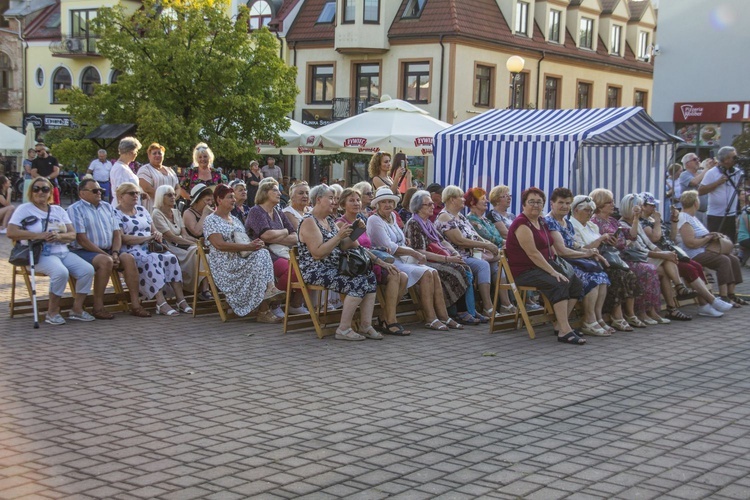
3, 140, 748, 343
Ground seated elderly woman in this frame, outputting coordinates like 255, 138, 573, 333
570, 193, 637, 332
505, 187, 585, 345
282, 181, 310, 229
338, 187, 409, 336
640, 196, 732, 317
619, 193, 692, 323
677, 190, 745, 307
246, 178, 308, 316
403, 189, 477, 326
298, 184, 378, 341
203, 184, 284, 323
436, 186, 501, 318
229, 179, 250, 224
487, 184, 515, 239
114, 182, 188, 317
367, 186, 460, 331
183, 183, 215, 240
352, 181, 375, 217
151, 184, 211, 299
7, 177, 96, 325
545, 188, 612, 337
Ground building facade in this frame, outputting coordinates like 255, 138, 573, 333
275, 0, 657, 182
651, 0, 750, 159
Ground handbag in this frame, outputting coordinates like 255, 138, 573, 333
622, 246, 649, 262
427, 242, 450, 256
8, 206, 51, 266
551, 255, 576, 279
338, 246, 372, 277
706, 236, 733, 255
564, 257, 603, 273
148, 240, 168, 253
668, 244, 691, 262
370, 249, 395, 264
599, 245, 630, 271
233, 230, 252, 258
268, 243, 291, 260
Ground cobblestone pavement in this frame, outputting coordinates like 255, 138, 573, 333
1, 233, 750, 499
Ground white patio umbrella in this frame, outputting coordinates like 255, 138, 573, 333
299, 98, 450, 156
23, 123, 36, 157
255, 119, 334, 156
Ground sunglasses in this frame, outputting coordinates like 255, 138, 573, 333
124, 191, 140, 197
82, 188, 105, 195
32, 185, 51, 193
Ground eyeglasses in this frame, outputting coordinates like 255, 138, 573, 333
32, 185, 51, 193
124, 191, 140, 197
362, 191, 373, 196
82, 188, 104, 195
526, 200, 544, 206
35, 149, 44, 153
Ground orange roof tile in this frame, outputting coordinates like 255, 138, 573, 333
286, 0, 335, 43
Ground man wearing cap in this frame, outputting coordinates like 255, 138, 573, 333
87, 149, 114, 201
426, 183, 444, 222
68, 179, 151, 319
678, 153, 710, 223
699, 146, 743, 242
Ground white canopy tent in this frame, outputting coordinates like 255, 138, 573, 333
0, 122, 26, 157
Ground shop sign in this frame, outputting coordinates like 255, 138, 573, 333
674, 102, 750, 123
301, 108, 333, 128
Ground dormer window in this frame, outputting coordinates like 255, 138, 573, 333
638, 31, 650, 59
515, 1, 528, 36
579, 17, 594, 49
610, 25, 622, 56
548, 9, 561, 43
249, 1, 272, 30
317, 2, 336, 24
402, 0, 427, 19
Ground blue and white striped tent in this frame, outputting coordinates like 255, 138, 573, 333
433, 107, 681, 213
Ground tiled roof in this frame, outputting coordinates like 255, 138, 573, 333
388, 0, 507, 40
3, 0, 56, 18
628, 0, 650, 21
600, 0, 620, 15
269, 0, 302, 31
24, 0, 60, 40
286, 0, 335, 43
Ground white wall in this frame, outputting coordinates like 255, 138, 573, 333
651, 0, 750, 123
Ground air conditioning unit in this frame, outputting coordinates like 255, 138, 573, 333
64, 38, 83, 52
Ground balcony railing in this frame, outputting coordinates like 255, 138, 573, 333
50, 36, 100, 57
332, 97, 379, 121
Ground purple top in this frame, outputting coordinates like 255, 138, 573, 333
245, 204, 296, 240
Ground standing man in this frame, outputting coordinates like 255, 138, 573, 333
261, 156, 282, 182
30, 143, 61, 205
87, 149, 114, 201
699, 146, 743, 242
68, 178, 151, 319
678, 153, 711, 224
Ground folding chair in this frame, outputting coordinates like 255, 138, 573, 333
192, 238, 233, 321
489, 253, 554, 338
9, 265, 76, 319
283, 247, 343, 339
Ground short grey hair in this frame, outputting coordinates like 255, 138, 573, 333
98, 149, 107, 155
717, 146, 736, 163
118, 137, 141, 155
329, 183, 343, 197
619, 193, 642, 220
153, 184, 175, 210
409, 190, 431, 214
309, 184, 332, 207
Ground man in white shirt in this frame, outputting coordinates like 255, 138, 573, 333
87, 149, 113, 201
261, 156, 283, 182
699, 146, 742, 242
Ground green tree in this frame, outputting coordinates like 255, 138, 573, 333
60, 0, 297, 167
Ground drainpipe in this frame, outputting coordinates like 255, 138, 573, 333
291, 41, 297, 120
535, 50, 545, 109
275, 31, 283, 60
438, 34, 445, 121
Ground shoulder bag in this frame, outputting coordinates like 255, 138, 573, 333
338, 246, 372, 277
233, 230, 252, 258
622, 246, 649, 262
599, 244, 630, 271
148, 240, 168, 254
8, 206, 51, 266
564, 257, 603, 273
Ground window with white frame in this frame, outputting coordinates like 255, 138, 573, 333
548, 9, 561, 43
515, 1, 529, 36
638, 31, 650, 59
402, 0, 426, 19
52, 67, 72, 103
80, 66, 100, 96
249, 1, 273, 29
610, 25, 621, 56
579, 17, 594, 49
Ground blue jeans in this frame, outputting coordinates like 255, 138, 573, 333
36, 250, 95, 297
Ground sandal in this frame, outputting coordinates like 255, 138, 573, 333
382, 321, 410, 336
558, 331, 586, 345
156, 302, 178, 316
728, 294, 749, 306
359, 326, 384, 340
177, 299, 194, 314
425, 318, 448, 331
666, 308, 692, 321
650, 315, 671, 324
263, 286, 286, 301
456, 311, 480, 325
611, 318, 633, 332
130, 307, 152, 318
625, 315, 647, 328
93, 310, 115, 320
444, 318, 464, 330
598, 320, 616, 335
721, 296, 742, 308
474, 312, 490, 323
198, 290, 213, 301
675, 284, 698, 300
579, 321, 611, 337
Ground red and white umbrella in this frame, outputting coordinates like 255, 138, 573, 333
255, 119, 333, 156
299, 98, 450, 156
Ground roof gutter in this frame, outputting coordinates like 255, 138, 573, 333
535, 50, 545, 108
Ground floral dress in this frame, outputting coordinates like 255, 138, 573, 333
403, 218, 470, 307
544, 215, 610, 295
593, 215, 658, 315
467, 212, 504, 247
203, 213, 275, 317
434, 210, 490, 257
180, 166, 222, 195
117, 205, 182, 299
298, 214, 377, 298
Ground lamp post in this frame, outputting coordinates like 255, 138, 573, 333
506, 56, 525, 109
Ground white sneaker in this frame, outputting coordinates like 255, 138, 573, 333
698, 304, 723, 317
272, 306, 285, 319
526, 302, 543, 311
45, 314, 66, 325
68, 310, 96, 322
0, 228, 7, 235
711, 298, 734, 312
288, 305, 310, 315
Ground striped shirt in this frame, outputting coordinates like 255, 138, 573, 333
67, 199, 119, 250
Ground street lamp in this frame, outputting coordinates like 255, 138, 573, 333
506, 55, 525, 109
